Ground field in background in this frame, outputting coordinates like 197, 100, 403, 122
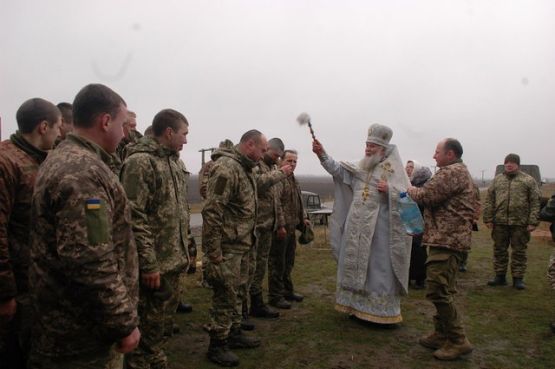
171, 184, 555, 369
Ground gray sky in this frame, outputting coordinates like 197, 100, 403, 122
1, 0, 554, 179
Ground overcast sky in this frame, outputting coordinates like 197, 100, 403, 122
1, 0, 554, 179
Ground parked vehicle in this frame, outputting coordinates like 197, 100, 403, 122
301, 191, 332, 225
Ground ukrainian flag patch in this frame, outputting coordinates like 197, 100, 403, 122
86, 198, 102, 210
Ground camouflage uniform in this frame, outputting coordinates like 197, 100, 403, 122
0, 132, 47, 369
268, 174, 306, 303
249, 160, 286, 298
410, 160, 477, 344
114, 129, 143, 173
28, 133, 138, 368
202, 148, 257, 340
120, 136, 190, 369
483, 171, 540, 278
199, 159, 216, 286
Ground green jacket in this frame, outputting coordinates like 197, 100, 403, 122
255, 158, 287, 232
121, 136, 190, 274
483, 171, 540, 227
202, 147, 258, 260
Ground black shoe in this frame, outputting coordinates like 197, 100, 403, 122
284, 292, 304, 302
207, 337, 239, 367
487, 275, 507, 286
513, 277, 526, 290
250, 293, 280, 318
176, 301, 193, 314
241, 317, 255, 331
269, 298, 292, 309
228, 328, 261, 349
250, 303, 280, 319
550, 322, 555, 334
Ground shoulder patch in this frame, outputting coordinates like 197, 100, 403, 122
214, 176, 228, 196
85, 198, 109, 245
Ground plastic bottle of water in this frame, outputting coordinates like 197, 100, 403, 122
399, 192, 424, 235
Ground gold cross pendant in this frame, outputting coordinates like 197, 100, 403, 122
362, 185, 370, 202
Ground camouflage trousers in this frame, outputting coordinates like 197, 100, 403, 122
28, 347, 122, 369
126, 271, 180, 369
548, 248, 555, 290
0, 293, 33, 369
268, 226, 296, 302
426, 247, 466, 341
491, 224, 530, 278
242, 243, 257, 312
207, 249, 251, 340
249, 229, 273, 297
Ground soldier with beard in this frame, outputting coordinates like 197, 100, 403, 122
312, 124, 412, 324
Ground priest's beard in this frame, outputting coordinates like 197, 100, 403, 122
358, 154, 382, 172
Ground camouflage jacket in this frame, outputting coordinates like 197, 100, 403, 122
121, 136, 190, 274
255, 159, 287, 232
410, 161, 477, 252
483, 171, 540, 227
278, 174, 307, 230
29, 133, 139, 356
0, 132, 47, 301
199, 160, 215, 200
202, 147, 258, 260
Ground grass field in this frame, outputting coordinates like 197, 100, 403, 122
170, 187, 555, 369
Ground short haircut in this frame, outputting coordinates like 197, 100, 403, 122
16, 98, 61, 134
56, 102, 73, 123
283, 149, 298, 157
73, 84, 126, 129
443, 138, 463, 158
144, 125, 153, 137
268, 137, 284, 153
152, 109, 188, 137
240, 129, 263, 144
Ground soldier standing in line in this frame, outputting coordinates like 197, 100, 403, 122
28, 84, 140, 369
202, 130, 267, 367
55, 102, 73, 144
249, 138, 292, 319
120, 109, 191, 369
199, 139, 234, 289
0, 98, 61, 369
268, 150, 309, 309
115, 110, 143, 165
483, 153, 540, 290
408, 138, 477, 361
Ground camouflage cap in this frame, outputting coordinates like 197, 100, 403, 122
366, 123, 393, 147
504, 153, 520, 166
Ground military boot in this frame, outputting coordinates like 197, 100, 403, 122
228, 327, 261, 349
487, 274, 507, 286
269, 297, 292, 309
433, 337, 473, 361
550, 321, 555, 334
241, 304, 256, 331
207, 337, 239, 367
513, 277, 526, 290
418, 331, 447, 350
250, 293, 280, 319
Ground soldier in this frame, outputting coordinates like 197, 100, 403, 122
202, 130, 267, 367
115, 110, 143, 164
408, 138, 477, 361
483, 153, 540, 290
0, 98, 61, 369
268, 150, 309, 309
120, 109, 191, 369
249, 138, 292, 319
199, 139, 234, 289
28, 84, 140, 368
56, 102, 73, 142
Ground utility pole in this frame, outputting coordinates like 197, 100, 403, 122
480, 170, 486, 186
199, 147, 216, 166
